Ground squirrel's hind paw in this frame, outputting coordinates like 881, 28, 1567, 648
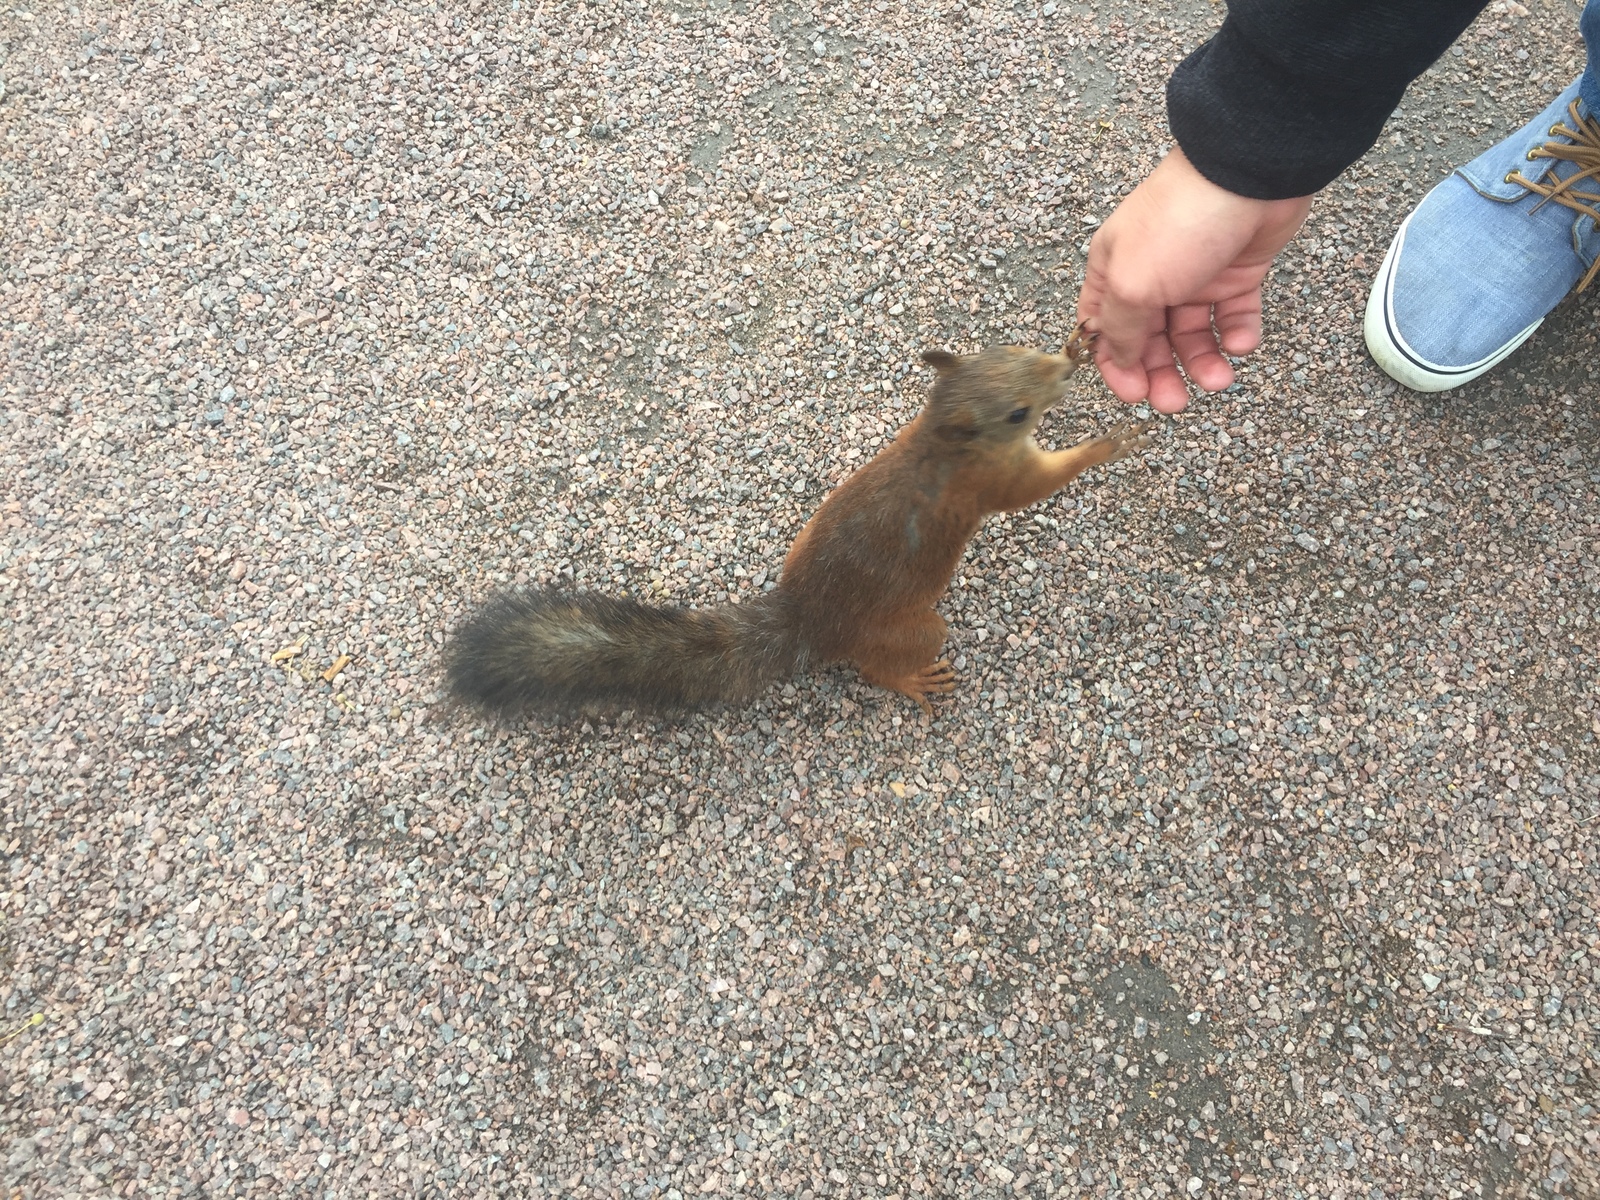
869, 659, 959, 718
905, 659, 959, 717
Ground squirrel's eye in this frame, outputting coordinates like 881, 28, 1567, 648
1007, 407, 1030, 424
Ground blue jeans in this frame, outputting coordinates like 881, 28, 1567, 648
1584, 0, 1600, 115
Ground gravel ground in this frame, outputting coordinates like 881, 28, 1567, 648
3, 0, 1598, 1197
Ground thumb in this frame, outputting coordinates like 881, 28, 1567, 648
1092, 287, 1160, 372
1078, 254, 1145, 374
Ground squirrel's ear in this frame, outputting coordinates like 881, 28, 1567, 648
920, 349, 960, 373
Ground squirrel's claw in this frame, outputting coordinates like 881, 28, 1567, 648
1064, 321, 1098, 363
890, 659, 959, 718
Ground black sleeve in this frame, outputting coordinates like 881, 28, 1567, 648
1167, 0, 1492, 199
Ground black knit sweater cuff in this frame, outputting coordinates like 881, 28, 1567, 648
1167, 19, 1411, 200
1167, 0, 1495, 199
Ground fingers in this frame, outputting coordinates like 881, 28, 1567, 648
1211, 291, 1264, 357
1093, 329, 1193, 413
1091, 341, 1153, 406
1167, 302, 1236, 393
1164, 292, 1264, 396
1138, 331, 1193, 414
1142, 352, 1193, 414
1094, 289, 1266, 406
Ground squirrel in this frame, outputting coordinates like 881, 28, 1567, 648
445, 325, 1154, 717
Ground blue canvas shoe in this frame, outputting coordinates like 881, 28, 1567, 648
1364, 79, 1600, 392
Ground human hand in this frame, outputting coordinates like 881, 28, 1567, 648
1076, 147, 1314, 413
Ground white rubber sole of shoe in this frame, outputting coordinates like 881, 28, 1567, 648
1362, 208, 1543, 393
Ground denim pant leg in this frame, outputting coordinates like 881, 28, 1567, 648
1582, 0, 1600, 115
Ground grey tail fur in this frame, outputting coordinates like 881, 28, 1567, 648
444, 589, 806, 715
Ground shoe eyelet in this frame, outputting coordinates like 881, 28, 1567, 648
1504, 172, 1519, 183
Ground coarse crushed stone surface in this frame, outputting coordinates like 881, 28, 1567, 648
2, 0, 1597, 1197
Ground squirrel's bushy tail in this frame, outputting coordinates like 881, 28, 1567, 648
444, 590, 806, 714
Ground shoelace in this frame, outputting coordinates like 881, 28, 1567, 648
1505, 100, 1600, 291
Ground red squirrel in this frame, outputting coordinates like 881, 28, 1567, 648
446, 326, 1154, 715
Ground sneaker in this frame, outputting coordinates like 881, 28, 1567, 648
1364, 79, 1600, 392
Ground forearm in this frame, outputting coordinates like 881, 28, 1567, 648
1168, 0, 1492, 199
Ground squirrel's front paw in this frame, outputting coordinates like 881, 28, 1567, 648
1099, 418, 1158, 464
1064, 322, 1097, 364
